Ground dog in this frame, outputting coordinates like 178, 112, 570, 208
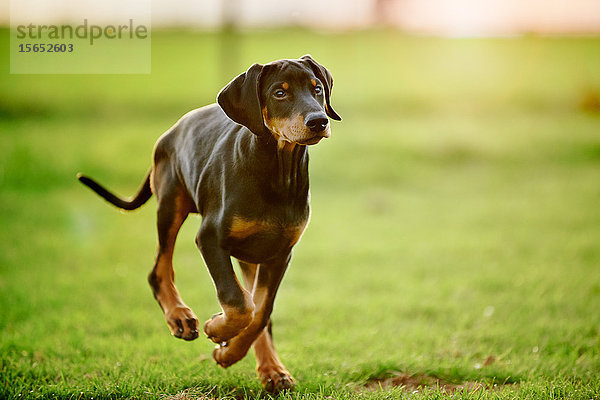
77, 55, 341, 393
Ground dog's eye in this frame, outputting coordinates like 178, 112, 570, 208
314, 86, 323, 95
273, 89, 286, 99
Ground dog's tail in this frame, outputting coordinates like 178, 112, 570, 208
77, 170, 152, 211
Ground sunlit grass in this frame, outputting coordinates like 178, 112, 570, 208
1, 29, 599, 399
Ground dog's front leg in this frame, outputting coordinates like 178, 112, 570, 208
212, 253, 291, 373
196, 222, 255, 344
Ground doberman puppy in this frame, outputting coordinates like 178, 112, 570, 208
77, 55, 341, 393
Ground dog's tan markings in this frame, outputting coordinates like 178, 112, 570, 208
204, 289, 254, 343
277, 138, 296, 152
254, 327, 295, 392
149, 185, 200, 341
262, 106, 278, 142
286, 221, 307, 246
229, 216, 266, 239
233, 263, 294, 392
263, 106, 290, 143
213, 285, 270, 368
229, 216, 307, 245
282, 82, 289, 90
310, 78, 317, 87
263, 107, 310, 145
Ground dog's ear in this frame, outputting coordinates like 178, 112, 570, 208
300, 55, 342, 121
217, 63, 269, 135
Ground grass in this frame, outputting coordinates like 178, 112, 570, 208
1, 28, 600, 399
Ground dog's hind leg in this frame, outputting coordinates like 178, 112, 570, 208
239, 261, 295, 393
148, 169, 199, 341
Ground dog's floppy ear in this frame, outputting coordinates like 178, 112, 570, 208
217, 63, 269, 135
300, 55, 342, 121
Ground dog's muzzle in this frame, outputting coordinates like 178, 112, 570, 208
305, 112, 329, 133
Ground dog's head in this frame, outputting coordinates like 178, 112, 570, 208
218, 55, 341, 145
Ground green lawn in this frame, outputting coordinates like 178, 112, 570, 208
1, 29, 600, 399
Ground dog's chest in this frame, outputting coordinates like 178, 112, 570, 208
225, 213, 309, 263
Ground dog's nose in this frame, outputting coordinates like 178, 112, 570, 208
305, 112, 329, 133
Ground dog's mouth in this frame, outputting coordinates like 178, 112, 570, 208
265, 113, 331, 146
275, 130, 330, 146
297, 127, 331, 146
297, 135, 326, 145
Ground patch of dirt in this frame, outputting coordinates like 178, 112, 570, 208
363, 372, 485, 394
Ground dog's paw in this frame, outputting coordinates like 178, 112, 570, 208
165, 305, 199, 341
259, 367, 295, 394
203, 311, 251, 344
212, 341, 248, 368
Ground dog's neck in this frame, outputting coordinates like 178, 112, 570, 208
272, 138, 309, 201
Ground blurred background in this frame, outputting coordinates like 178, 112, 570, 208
4, 0, 600, 33
1, 0, 599, 398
